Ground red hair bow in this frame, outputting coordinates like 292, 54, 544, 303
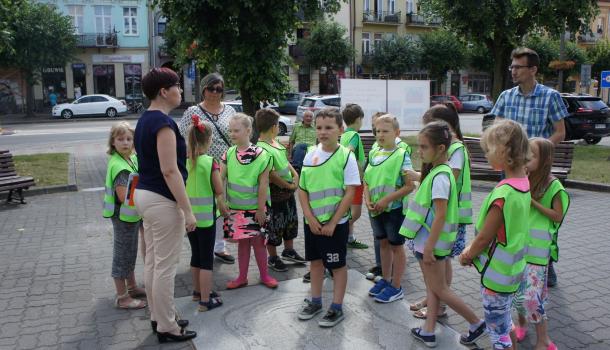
191, 114, 206, 133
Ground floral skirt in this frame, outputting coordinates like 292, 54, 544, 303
512, 263, 549, 323
223, 208, 270, 241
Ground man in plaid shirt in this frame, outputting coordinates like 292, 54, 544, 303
491, 47, 569, 145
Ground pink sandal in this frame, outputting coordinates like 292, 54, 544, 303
261, 276, 278, 289
513, 325, 527, 342
227, 279, 248, 289
547, 342, 557, 350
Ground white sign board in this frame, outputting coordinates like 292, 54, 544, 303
340, 79, 429, 131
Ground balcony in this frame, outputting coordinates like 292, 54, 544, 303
578, 32, 603, 44
363, 11, 401, 25
361, 53, 374, 66
405, 13, 441, 27
75, 31, 118, 48
289, 44, 306, 63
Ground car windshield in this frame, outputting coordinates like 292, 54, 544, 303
577, 99, 608, 110
301, 99, 316, 107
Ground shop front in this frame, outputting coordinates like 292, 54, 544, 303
42, 67, 67, 106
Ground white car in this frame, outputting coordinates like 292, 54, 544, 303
296, 94, 341, 122
224, 100, 293, 136
52, 94, 128, 119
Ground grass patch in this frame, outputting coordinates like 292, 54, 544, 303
13, 153, 70, 187
569, 145, 610, 184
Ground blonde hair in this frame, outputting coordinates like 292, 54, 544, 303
375, 113, 400, 130
230, 113, 253, 137
481, 119, 530, 170
371, 111, 386, 127
187, 120, 213, 170
106, 121, 134, 155
528, 137, 554, 200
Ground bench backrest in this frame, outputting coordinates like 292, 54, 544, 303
0, 152, 17, 178
360, 134, 376, 157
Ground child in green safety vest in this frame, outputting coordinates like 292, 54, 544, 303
221, 113, 277, 289
297, 107, 361, 328
103, 122, 147, 310
403, 121, 485, 348
410, 103, 473, 319
254, 108, 306, 273
340, 103, 369, 250
512, 138, 568, 350
364, 114, 415, 304
459, 119, 532, 350
185, 115, 229, 312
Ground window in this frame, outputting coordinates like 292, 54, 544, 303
388, 0, 395, 14
362, 32, 370, 54
92, 96, 109, 102
95, 6, 112, 34
67, 5, 84, 34
77, 96, 93, 104
364, 0, 370, 12
157, 22, 166, 36
123, 7, 138, 35
374, 33, 383, 49
406, 0, 414, 13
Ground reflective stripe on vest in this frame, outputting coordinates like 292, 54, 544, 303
363, 147, 407, 217
473, 183, 529, 293
186, 155, 216, 228
448, 142, 473, 224
340, 130, 364, 167
102, 152, 140, 223
300, 145, 351, 224
226, 146, 271, 210
399, 164, 458, 257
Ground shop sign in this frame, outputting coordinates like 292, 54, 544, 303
92, 54, 145, 63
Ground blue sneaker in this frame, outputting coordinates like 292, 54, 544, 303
374, 285, 404, 303
411, 327, 436, 348
368, 278, 389, 297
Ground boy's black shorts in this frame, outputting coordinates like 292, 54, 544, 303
304, 221, 349, 269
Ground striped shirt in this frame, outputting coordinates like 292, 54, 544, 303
490, 83, 568, 138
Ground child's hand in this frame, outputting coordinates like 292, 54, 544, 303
219, 202, 230, 218
423, 247, 436, 265
185, 212, 197, 232
288, 182, 298, 191
373, 198, 389, 213
306, 216, 322, 234
255, 208, 266, 227
320, 222, 336, 237
459, 247, 472, 266
406, 169, 420, 182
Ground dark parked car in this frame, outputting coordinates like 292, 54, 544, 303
562, 95, 610, 144
278, 92, 311, 115
430, 95, 463, 112
458, 94, 494, 114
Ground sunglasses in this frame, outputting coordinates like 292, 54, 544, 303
206, 86, 224, 94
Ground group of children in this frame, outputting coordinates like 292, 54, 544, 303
104, 101, 568, 350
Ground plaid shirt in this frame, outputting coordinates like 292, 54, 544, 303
288, 122, 317, 147
490, 83, 569, 138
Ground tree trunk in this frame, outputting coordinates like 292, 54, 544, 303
491, 45, 512, 100
241, 87, 259, 143
23, 70, 35, 117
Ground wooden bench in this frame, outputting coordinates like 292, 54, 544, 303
360, 134, 377, 157
463, 137, 575, 181
0, 150, 35, 204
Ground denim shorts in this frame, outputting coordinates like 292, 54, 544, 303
370, 208, 406, 246
414, 251, 446, 261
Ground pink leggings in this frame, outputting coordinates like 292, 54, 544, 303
235, 235, 270, 281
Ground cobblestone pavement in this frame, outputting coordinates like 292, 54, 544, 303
0, 144, 609, 349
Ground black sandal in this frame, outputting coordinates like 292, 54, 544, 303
198, 298, 223, 312
192, 291, 201, 301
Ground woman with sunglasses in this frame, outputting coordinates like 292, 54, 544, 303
134, 68, 197, 342
178, 73, 237, 266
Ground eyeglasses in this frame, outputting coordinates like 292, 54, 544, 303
508, 65, 532, 71
206, 86, 224, 94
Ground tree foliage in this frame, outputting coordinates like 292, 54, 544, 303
523, 35, 560, 78
301, 19, 353, 93
371, 35, 419, 78
419, 0, 598, 98
588, 39, 610, 84
466, 42, 494, 75
157, 0, 343, 120
419, 30, 466, 93
0, 1, 76, 115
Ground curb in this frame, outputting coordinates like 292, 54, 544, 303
563, 179, 610, 193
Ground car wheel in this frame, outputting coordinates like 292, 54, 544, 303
477, 106, 486, 114
584, 136, 602, 145
61, 109, 73, 119
106, 108, 118, 118
278, 122, 287, 136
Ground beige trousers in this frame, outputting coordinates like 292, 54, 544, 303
135, 189, 184, 334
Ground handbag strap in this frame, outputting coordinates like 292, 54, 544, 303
197, 104, 231, 147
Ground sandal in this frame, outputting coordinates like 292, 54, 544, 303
227, 279, 248, 289
127, 286, 147, 298
192, 291, 202, 301
210, 291, 222, 304
198, 298, 223, 312
413, 306, 447, 319
115, 293, 147, 310
409, 300, 427, 311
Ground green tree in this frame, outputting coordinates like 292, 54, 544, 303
0, 0, 22, 56
419, 30, 466, 94
0, 1, 76, 116
157, 0, 343, 121
588, 39, 610, 94
371, 35, 419, 78
523, 35, 560, 78
466, 42, 494, 75
419, 0, 598, 98
301, 19, 353, 94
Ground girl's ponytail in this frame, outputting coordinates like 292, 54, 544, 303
187, 114, 213, 170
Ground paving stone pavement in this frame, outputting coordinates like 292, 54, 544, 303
0, 145, 609, 349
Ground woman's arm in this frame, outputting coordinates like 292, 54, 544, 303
532, 194, 564, 223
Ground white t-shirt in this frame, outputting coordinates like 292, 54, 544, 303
414, 172, 450, 253
448, 146, 465, 170
303, 144, 361, 224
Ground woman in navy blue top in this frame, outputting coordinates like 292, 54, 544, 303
133, 68, 197, 343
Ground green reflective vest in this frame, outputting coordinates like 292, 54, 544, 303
300, 145, 352, 224
103, 152, 140, 223
372, 138, 412, 156
473, 183, 530, 293
340, 129, 365, 168
448, 141, 473, 224
257, 140, 293, 182
186, 155, 216, 228
364, 147, 407, 217
399, 164, 458, 257
527, 179, 569, 265
226, 145, 271, 210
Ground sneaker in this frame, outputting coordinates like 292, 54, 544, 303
347, 239, 369, 249
302, 272, 311, 283
373, 275, 383, 283
281, 249, 306, 263
411, 327, 437, 348
460, 321, 487, 345
297, 299, 323, 320
214, 252, 235, 264
374, 285, 404, 303
365, 266, 382, 281
268, 256, 288, 272
318, 308, 345, 328
368, 278, 390, 297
